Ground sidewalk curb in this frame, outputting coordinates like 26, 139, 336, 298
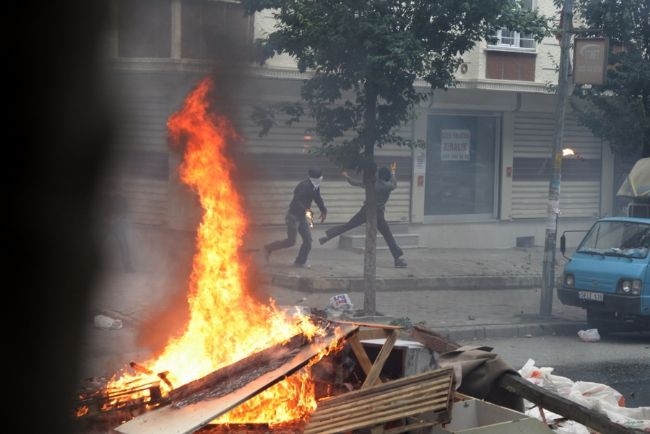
443, 321, 586, 342
270, 273, 549, 292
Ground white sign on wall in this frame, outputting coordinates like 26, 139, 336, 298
441, 129, 471, 161
414, 150, 426, 174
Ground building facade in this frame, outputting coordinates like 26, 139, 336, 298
106, 0, 615, 249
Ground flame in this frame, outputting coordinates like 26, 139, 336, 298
105, 77, 326, 424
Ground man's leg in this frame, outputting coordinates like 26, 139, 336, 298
265, 213, 298, 259
319, 207, 366, 244
295, 218, 312, 265
377, 210, 405, 266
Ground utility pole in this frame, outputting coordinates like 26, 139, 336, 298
540, 0, 573, 317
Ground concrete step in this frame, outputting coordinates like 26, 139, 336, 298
339, 232, 420, 251
344, 223, 410, 235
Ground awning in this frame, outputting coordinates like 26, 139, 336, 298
616, 158, 650, 198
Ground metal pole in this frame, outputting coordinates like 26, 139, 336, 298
540, 0, 573, 316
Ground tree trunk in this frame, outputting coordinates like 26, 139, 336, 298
363, 167, 377, 315
363, 86, 378, 315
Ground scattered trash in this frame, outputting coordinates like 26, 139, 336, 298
389, 317, 413, 328
519, 359, 650, 432
524, 334, 533, 338
467, 315, 476, 320
94, 314, 123, 330
329, 294, 353, 311
577, 328, 600, 342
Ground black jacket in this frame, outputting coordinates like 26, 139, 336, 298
346, 173, 397, 210
289, 179, 327, 218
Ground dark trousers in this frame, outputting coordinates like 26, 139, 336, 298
324, 206, 403, 260
265, 212, 312, 265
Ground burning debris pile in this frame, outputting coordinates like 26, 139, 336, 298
76, 78, 348, 430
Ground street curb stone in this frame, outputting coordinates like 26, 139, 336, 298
444, 321, 586, 342
271, 274, 548, 292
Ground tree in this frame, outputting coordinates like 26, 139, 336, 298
572, 0, 650, 159
242, 0, 549, 314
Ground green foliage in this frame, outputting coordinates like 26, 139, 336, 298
572, 0, 650, 158
242, 0, 550, 169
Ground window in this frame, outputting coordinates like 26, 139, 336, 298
118, 0, 172, 58
424, 114, 500, 220
489, 0, 535, 50
181, 0, 253, 60
492, 29, 535, 49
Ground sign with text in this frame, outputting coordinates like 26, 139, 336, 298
441, 129, 471, 161
573, 37, 609, 85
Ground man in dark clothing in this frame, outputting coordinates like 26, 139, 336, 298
264, 167, 327, 267
318, 164, 407, 267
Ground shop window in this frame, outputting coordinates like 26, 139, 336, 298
181, 0, 253, 60
424, 114, 499, 220
117, 0, 172, 58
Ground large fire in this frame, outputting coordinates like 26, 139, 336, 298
105, 77, 325, 424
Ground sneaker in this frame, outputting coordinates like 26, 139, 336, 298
394, 257, 407, 268
318, 236, 329, 245
263, 246, 271, 263
294, 262, 311, 269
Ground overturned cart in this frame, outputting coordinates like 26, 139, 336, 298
76, 322, 640, 434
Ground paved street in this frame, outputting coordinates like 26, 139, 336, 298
458, 333, 650, 406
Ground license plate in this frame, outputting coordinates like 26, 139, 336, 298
578, 291, 604, 302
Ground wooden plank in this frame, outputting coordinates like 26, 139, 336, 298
347, 334, 380, 385
331, 319, 403, 330
409, 325, 460, 353
115, 324, 358, 434
169, 334, 308, 405
304, 399, 450, 434
312, 379, 452, 416
498, 374, 632, 434
304, 368, 454, 434
307, 394, 451, 428
362, 330, 398, 389
356, 328, 391, 340
318, 369, 454, 408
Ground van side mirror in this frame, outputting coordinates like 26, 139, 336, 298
560, 234, 566, 255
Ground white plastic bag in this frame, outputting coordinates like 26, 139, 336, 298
519, 359, 650, 432
329, 293, 353, 311
577, 328, 600, 342
94, 314, 123, 329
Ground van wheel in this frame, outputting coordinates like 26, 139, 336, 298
586, 309, 610, 337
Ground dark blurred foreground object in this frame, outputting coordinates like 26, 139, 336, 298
10, 2, 112, 433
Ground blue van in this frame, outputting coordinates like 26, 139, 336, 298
558, 217, 650, 333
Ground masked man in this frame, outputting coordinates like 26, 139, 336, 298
264, 167, 327, 267
318, 163, 407, 268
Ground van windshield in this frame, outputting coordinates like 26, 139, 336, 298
578, 221, 650, 258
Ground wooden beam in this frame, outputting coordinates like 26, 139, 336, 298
169, 334, 308, 405
347, 334, 380, 385
498, 374, 634, 434
116, 324, 358, 434
361, 329, 398, 389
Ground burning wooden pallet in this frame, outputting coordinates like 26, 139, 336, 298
114, 322, 358, 434
304, 368, 455, 434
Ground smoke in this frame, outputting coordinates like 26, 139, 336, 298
89, 1, 270, 358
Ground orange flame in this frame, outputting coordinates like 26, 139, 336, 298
107, 77, 324, 424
